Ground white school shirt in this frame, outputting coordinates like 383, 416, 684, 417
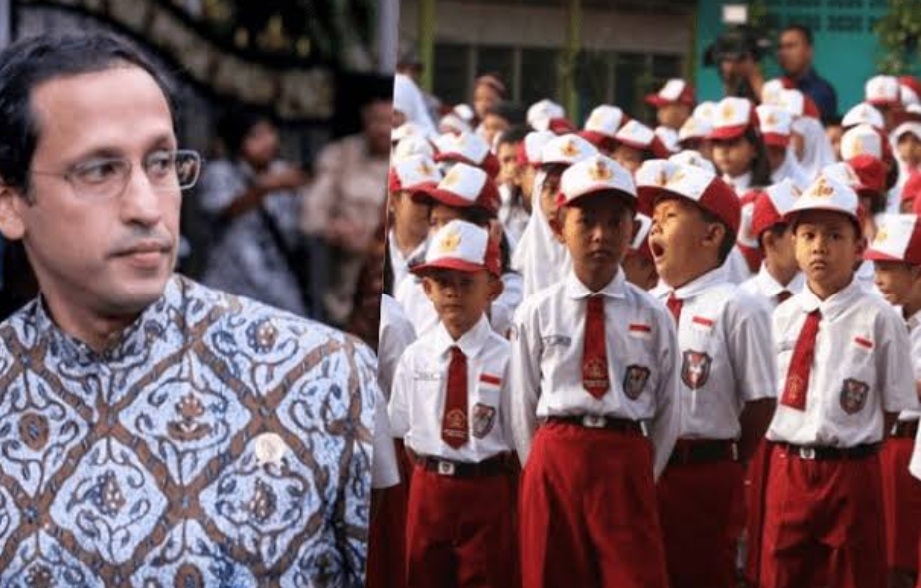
388, 229, 427, 294
651, 265, 776, 440
900, 309, 921, 422
766, 280, 917, 447
740, 264, 805, 311
724, 246, 755, 284
509, 269, 680, 478
723, 171, 752, 194
388, 315, 514, 463
371, 387, 401, 489
378, 294, 416, 400
395, 271, 524, 338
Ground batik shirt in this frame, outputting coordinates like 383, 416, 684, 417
0, 275, 378, 587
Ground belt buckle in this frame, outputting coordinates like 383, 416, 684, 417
797, 446, 816, 460
582, 415, 606, 428
436, 460, 456, 476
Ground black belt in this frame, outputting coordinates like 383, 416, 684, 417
543, 415, 645, 435
413, 453, 513, 478
892, 419, 919, 439
779, 442, 879, 460
667, 439, 738, 466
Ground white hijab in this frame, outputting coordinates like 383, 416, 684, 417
792, 116, 835, 180
392, 73, 436, 133
511, 170, 572, 298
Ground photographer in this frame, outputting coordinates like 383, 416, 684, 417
706, 27, 766, 102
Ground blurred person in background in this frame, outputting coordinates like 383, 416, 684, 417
777, 24, 838, 123
300, 93, 392, 327
199, 108, 311, 315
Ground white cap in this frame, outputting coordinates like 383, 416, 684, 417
668, 149, 716, 174
761, 79, 786, 106
692, 101, 718, 123
438, 113, 473, 135
786, 173, 862, 224
412, 219, 501, 277
435, 131, 490, 165
842, 102, 885, 130
756, 104, 793, 146
655, 126, 680, 154
392, 121, 435, 144
540, 133, 598, 167
865, 75, 901, 106
893, 121, 921, 142
392, 135, 436, 162
527, 99, 566, 130
522, 130, 556, 166
678, 116, 713, 142
840, 124, 884, 160
583, 105, 625, 138
558, 154, 637, 207
866, 213, 921, 264
615, 120, 669, 157
414, 162, 500, 215
750, 179, 800, 237
708, 97, 755, 140
777, 89, 805, 118
389, 154, 442, 193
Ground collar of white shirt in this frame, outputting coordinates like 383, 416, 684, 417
652, 264, 729, 299
723, 171, 752, 193
756, 263, 804, 298
905, 307, 921, 332
563, 268, 628, 300
432, 314, 493, 359
797, 278, 863, 320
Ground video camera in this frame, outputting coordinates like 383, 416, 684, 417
703, 25, 771, 67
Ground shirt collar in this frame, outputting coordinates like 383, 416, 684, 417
797, 277, 863, 320
668, 265, 729, 299
432, 314, 492, 359
905, 308, 921, 332
564, 268, 627, 300
723, 171, 752, 192
756, 264, 804, 297
37, 275, 179, 364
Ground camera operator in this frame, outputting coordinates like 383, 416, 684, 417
777, 24, 838, 124
705, 27, 766, 102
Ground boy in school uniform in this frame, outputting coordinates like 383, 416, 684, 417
761, 174, 917, 588
740, 179, 805, 309
636, 159, 777, 588
389, 219, 517, 588
510, 154, 679, 588
866, 213, 921, 587
387, 154, 443, 292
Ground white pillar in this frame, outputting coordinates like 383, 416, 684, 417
377, 0, 400, 74
0, 0, 11, 49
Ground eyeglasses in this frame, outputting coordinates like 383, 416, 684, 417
31, 149, 202, 201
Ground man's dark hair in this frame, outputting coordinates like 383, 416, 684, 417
496, 125, 530, 148
0, 34, 176, 191
216, 107, 273, 157
485, 102, 526, 126
782, 24, 814, 47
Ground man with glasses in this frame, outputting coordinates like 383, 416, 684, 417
0, 33, 377, 586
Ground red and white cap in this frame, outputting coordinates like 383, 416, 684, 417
900, 76, 921, 107
636, 159, 741, 234
822, 161, 871, 194
678, 116, 713, 143
760, 78, 786, 106
737, 190, 761, 249
751, 179, 800, 238
668, 149, 716, 174
847, 154, 888, 197
438, 112, 473, 135
412, 162, 500, 216
707, 97, 756, 141
629, 213, 654, 260
756, 104, 793, 147
392, 121, 436, 144
388, 154, 442, 194
615, 120, 671, 158
392, 135, 436, 162
840, 124, 888, 161
893, 118, 921, 143
518, 130, 556, 167
579, 105, 626, 149
842, 102, 885, 130
528, 99, 572, 134
866, 75, 901, 107
784, 173, 862, 225
866, 214, 921, 265
453, 103, 475, 123
412, 219, 501, 277
434, 131, 500, 178
776, 89, 820, 120
540, 133, 598, 167
645, 79, 695, 107
557, 154, 637, 208
692, 101, 718, 124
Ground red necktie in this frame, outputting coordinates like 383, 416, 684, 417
777, 290, 793, 304
780, 309, 821, 410
442, 346, 469, 448
582, 296, 609, 399
667, 292, 683, 324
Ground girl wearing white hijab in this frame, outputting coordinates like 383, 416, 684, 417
392, 73, 436, 134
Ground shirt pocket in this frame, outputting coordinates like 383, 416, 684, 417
829, 336, 876, 418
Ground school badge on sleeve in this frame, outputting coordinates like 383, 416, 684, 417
471, 403, 497, 438
623, 365, 651, 399
839, 378, 869, 414
681, 350, 712, 389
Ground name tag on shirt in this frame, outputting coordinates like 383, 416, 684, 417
542, 335, 572, 347
414, 371, 443, 382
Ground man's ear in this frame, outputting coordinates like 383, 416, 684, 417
548, 206, 566, 243
0, 182, 26, 241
